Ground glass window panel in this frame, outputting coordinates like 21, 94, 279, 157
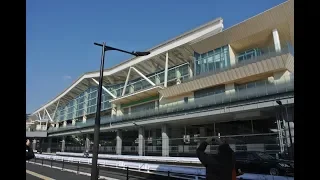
201, 53, 207, 59
168, 69, 176, 80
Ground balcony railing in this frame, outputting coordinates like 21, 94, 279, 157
48, 74, 294, 133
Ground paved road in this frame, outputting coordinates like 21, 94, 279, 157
27, 158, 187, 180
26, 163, 91, 180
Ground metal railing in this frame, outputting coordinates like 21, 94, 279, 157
186, 43, 292, 83
28, 154, 294, 180
28, 155, 206, 180
60, 133, 294, 160
47, 73, 293, 133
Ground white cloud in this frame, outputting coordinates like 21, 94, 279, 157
63, 75, 72, 81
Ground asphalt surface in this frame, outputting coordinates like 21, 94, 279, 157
26, 158, 183, 180
26, 163, 91, 180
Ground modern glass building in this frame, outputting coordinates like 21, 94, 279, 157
27, 0, 294, 158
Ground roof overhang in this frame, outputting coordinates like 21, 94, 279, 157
110, 85, 163, 105
32, 18, 224, 115
26, 131, 48, 138
190, 0, 293, 54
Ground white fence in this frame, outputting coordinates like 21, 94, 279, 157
56, 152, 201, 164
36, 154, 294, 180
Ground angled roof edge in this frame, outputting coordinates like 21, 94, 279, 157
32, 18, 223, 114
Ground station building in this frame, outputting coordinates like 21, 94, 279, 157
26, 0, 294, 157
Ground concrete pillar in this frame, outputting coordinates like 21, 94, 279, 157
228, 45, 236, 66
63, 121, 67, 127
61, 137, 65, 152
164, 52, 169, 87
129, 85, 134, 93
155, 75, 161, 85
273, 70, 291, 85
188, 64, 193, 78
111, 103, 117, 117
32, 139, 37, 150
128, 107, 132, 115
72, 119, 76, 126
116, 130, 122, 155
225, 83, 236, 96
155, 101, 159, 109
138, 127, 145, 156
272, 29, 281, 52
176, 68, 181, 85
162, 124, 169, 157
83, 115, 87, 123
85, 134, 90, 151
47, 138, 52, 153
116, 104, 123, 116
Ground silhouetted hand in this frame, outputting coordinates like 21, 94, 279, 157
26, 139, 30, 146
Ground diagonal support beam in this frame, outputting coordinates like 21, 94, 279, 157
42, 110, 46, 119
122, 67, 156, 96
45, 108, 53, 122
91, 78, 116, 98
52, 100, 60, 120
131, 67, 156, 86
38, 112, 42, 120
122, 68, 132, 96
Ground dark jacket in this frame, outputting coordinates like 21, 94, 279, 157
196, 141, 235, 180
26, 145, 35, 160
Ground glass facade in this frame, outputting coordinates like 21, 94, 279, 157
52, 63, 189, 122
194, 85, 225, 99
131, 101, 155, 114
236, 48, 263, 63
194, 45, 230, 76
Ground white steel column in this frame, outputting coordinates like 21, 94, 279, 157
47, 138, 52, 153
272, 29, 281, 52
116, 130, 122, 155
85, 134, 90, 151
138, 127, 145, 156
164, 52, 169, 87
61, 137, 65, 152
162, 124, 169, 157
32, 139, 37, 150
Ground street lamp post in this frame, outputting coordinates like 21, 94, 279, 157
91, 42, 150, 180
276, 100, 293, 159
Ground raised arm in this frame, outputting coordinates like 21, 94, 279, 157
196, 137, 220, 167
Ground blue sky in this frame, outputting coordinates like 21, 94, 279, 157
26, 0, 286, 113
